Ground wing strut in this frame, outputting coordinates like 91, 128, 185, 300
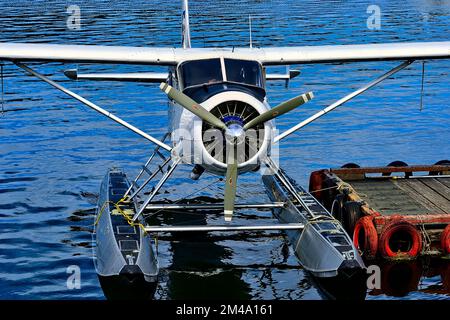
13, 61, 172, 152
1, 63, 4, 116
274, 60, 414, 142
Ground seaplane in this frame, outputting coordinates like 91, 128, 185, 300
1, 0, 449, 299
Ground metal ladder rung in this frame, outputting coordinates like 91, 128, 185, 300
133, 158, 181, 221
123, 133, 170, 199
156, 150, 167, 161
142, 165, 153, 176
128, 158, 172, 200
131, 180, 141, 189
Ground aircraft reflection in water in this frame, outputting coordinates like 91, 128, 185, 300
163, 212, 252, 300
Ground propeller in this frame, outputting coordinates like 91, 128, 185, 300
224, 143, 238, 222
243, 92, 314, 130
160, 83, 227, 130
160, 82, 313, 221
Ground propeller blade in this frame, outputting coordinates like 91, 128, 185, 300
160, 82, 226, 130
224, 144, 238, 222
243, 92, 314, 130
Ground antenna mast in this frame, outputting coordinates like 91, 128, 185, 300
182, 0, 191, 49
249, 15, 253, 48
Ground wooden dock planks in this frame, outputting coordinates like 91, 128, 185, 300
397, 179, 450, 214
350, 177, 450, 216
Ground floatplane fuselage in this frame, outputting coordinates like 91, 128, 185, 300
167, 58, 272, 175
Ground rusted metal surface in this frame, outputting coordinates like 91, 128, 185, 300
374, 214, 450, 227
373, 215, 450, 244
330, 164, 450, 175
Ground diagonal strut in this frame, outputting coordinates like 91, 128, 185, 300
13, 61, 172, 151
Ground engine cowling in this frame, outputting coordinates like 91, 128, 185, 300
173, 91, 273, 175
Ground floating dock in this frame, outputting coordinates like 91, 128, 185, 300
309, 161, 450, 260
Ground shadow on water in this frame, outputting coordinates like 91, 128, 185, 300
98, 275, 158, 300
306, 270, 368, 300
308, 254, 450, 300
77, 192, 250, 300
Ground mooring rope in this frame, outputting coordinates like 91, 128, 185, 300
418, 215, 432, 254
94, 199, 147, 234
311, 185, 338, 194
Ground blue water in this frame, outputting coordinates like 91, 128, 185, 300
0, 0, 449, 300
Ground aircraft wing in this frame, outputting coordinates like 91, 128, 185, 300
0, 41, 449, 66
255, 41, 450, 65
0, 43, 180, 65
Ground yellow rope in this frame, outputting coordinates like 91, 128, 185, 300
115, 198, 148, 234
93, 200, 110, 226
94, 197, 147, 234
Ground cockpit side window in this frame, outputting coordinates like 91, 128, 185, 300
179, 59, 223, 88
224, 59, 263, 87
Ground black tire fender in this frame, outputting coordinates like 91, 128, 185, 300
343, 201, 363, 235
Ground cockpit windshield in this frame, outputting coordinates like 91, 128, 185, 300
179, 58, 263, 89
224, 59, 263, 87
179, 58, 223, 88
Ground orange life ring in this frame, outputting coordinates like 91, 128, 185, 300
441, 224, 450, 255
353, 216, 378, 259
379, 219, 422, 259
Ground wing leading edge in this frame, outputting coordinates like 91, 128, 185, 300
0, 41, 449, 65
0, 43, 179, 65
258, 41, 450, 65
